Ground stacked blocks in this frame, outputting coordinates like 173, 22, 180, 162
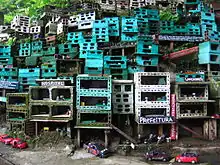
121, 17, 138, 42
78, 35, 102, 74
134, 8, 149, 34
41, 63, 57, 78
104, 56, 128, 79
11, 16, 30, 34
0, 46, 13, 65
0, 67, 18, 81
135, 55, 159, 66
19, 43, 31, 57
78, 11, 95, 30
43, 47, 56, 56
84, 58, 103, 74
58, 43, 78, 58
31, 41, 43, 56
92, 19, 109, 43
80, 50, 103, 59
18, 68, 40, 92
135, 36, 159, 67
29, 86, 74, 121
184, 0, 200, 5
199, 41, 220, 64
136, 37, 159, 54
105, 17, 120, 37
187, 23, 201, 36
175, 25, 188, 35
6, 93, 29, 125
76, 75, 112, 111
160, 21, 175, 34
175, 80, 209, 119
67, 32, 84, 44
134, 72, 171, 124
201, 11, 217, 35
112, 80, 134, 114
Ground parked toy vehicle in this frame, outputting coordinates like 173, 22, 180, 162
11, 139, 28, 149
144, 150, 171, 162
211, 114, 220, 119
0, 134, 9, 142
0, 135, 14, 145
175, 152, 199, 164
10, 138, 21, 145
86, 142, 110, 158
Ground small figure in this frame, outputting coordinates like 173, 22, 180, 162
60, 95, 65, 101
67, 145, 77, 157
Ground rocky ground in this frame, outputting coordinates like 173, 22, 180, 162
0, 139, 219, 165
0, 128, 220, 165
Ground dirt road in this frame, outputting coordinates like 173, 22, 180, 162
0, 142, 219, 165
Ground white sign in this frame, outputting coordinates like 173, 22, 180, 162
185, 77, 203, 82
41, 81, 65, 86
139, 116, 174, 124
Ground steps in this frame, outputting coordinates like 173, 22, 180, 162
110, 124, 137, 144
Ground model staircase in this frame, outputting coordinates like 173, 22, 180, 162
110, 124, 137, 144
178, 123, 204, 139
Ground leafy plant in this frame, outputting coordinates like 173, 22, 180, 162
0, 0, 81, 23
160, 9, 180, 22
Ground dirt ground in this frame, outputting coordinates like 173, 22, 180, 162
2, 145, 159, 165
0, 141, 218, 165
0, 127, 219, 165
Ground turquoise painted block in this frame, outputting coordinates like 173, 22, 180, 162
121, 33, 138, 42
136, 55, 159, 66
19, 68, 40, 78
104, 56, 127, 69
80, 50, 103, 59
121, 17, 138, 33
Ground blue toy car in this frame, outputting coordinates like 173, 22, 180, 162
87, 143, 110, 158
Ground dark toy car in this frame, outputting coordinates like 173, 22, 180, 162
144, 150, 171, 162
87, 143, 110, 158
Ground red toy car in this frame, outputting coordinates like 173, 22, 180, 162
0, 134, 8, 142
0, 135, 14, 145
211, 114, 220, 119
175, 152, 199, 164
11, 139, 28, 149
10, 138, 21, 145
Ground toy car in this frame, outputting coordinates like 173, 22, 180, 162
0, 134, 9, 142
175, 152, 199, 164
144, 150, 171, 162
0, 135, 14, 145
87, 143, 110, 158
10, 138, 21, 145
11, 139, 28, 149
211, 114, 220, 119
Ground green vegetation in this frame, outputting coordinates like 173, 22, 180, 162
6, 129, 72, 148
0, 0, 75, 23
160, 9, 180, 22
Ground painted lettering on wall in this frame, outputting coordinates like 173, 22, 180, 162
0, 80, 19, 89
184, 77, 204, 82
170, 94, 177, 140
170, 94, 176, 117
170, 124, 177, 140
139, 116, 174, 124
158, 35, 204, 42
41, 81, 65, 86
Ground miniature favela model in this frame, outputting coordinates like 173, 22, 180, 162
0, 0, 220, 165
